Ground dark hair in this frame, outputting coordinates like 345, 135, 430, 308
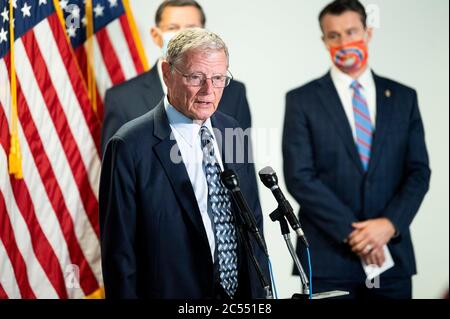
319, 0, 367, 30
155, 0, 206, 27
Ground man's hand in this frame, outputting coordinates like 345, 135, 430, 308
347, 218, 396, 257
361, 246, 386, 267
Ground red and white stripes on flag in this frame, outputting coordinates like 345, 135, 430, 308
63, 0, 148, 120
0, 0, 102, 298
88, 5, 147, 94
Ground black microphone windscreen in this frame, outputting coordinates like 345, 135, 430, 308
259, 166, 275, 176
258, 166, 278, 188
220, 170, 239, 190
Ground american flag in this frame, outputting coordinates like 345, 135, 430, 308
60, 0, 148, 120
0, 0, 103, 298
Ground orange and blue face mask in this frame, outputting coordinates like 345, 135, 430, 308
330, 40, 369, 73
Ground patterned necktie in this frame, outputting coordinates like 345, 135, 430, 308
351, 81, 373, 171
200, 126, 239, 298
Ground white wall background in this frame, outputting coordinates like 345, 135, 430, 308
129, 0, 449, 299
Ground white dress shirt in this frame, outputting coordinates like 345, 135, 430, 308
330, 65, 377, 140
164, 97, 224, 261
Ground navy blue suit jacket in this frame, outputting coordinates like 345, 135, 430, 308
101, 63, 252, 153
283, 71, 430, 280
99, 101, 268, 298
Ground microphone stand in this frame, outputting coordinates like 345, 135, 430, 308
269, 207, 309, 295
220, 170, 272, 299
234, 216, 273, 299
259, 166, 349, 299
270, 207, 350, 300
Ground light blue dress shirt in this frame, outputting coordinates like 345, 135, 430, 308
164, 97, 224, 261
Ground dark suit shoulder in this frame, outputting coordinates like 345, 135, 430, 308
213, 110, 241, 129
105, 70, 153, 99
287, 72, 417, 100
227, 78, 246, 92
111, 110, 156, 150
285, 76, 326, 115
286, 76, 324, 99
219, 78, 252, 130
373, 74, 417, 96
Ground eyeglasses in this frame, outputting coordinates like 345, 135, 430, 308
170, 63, 233, 88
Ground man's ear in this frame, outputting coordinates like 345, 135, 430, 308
322, 35, 331, 51
151, 26, 163, 48
321, 35, 326, 46
161, 60, 171, 87
365, 27, 374, 44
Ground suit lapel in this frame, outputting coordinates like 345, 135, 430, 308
367, 73, 394, 175
152, 102, 210, 248
317, 73, 364, 174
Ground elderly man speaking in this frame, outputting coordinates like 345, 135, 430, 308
99, 28, 268, 299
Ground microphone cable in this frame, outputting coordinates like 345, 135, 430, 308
306, 247, 313, 300
268, 257, 278, 299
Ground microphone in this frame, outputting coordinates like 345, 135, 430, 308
220, 170, 268, 257
258, 166, 309, 247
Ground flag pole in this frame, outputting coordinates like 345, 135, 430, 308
85, 0, 97, 114
8, 0, 23, 179
122, 0, 149, 72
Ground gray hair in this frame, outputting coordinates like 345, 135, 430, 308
165, 28, 229, 67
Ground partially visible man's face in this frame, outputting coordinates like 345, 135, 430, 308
151, 6, 204, 48
321, 11, 371, 49
162, 49, 228, 122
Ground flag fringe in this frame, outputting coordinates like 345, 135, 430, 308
84, 287, 105, 299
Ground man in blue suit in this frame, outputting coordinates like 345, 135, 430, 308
99, 28, 268, 299
283, 0, 430, 299
101, 0, 252, 154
